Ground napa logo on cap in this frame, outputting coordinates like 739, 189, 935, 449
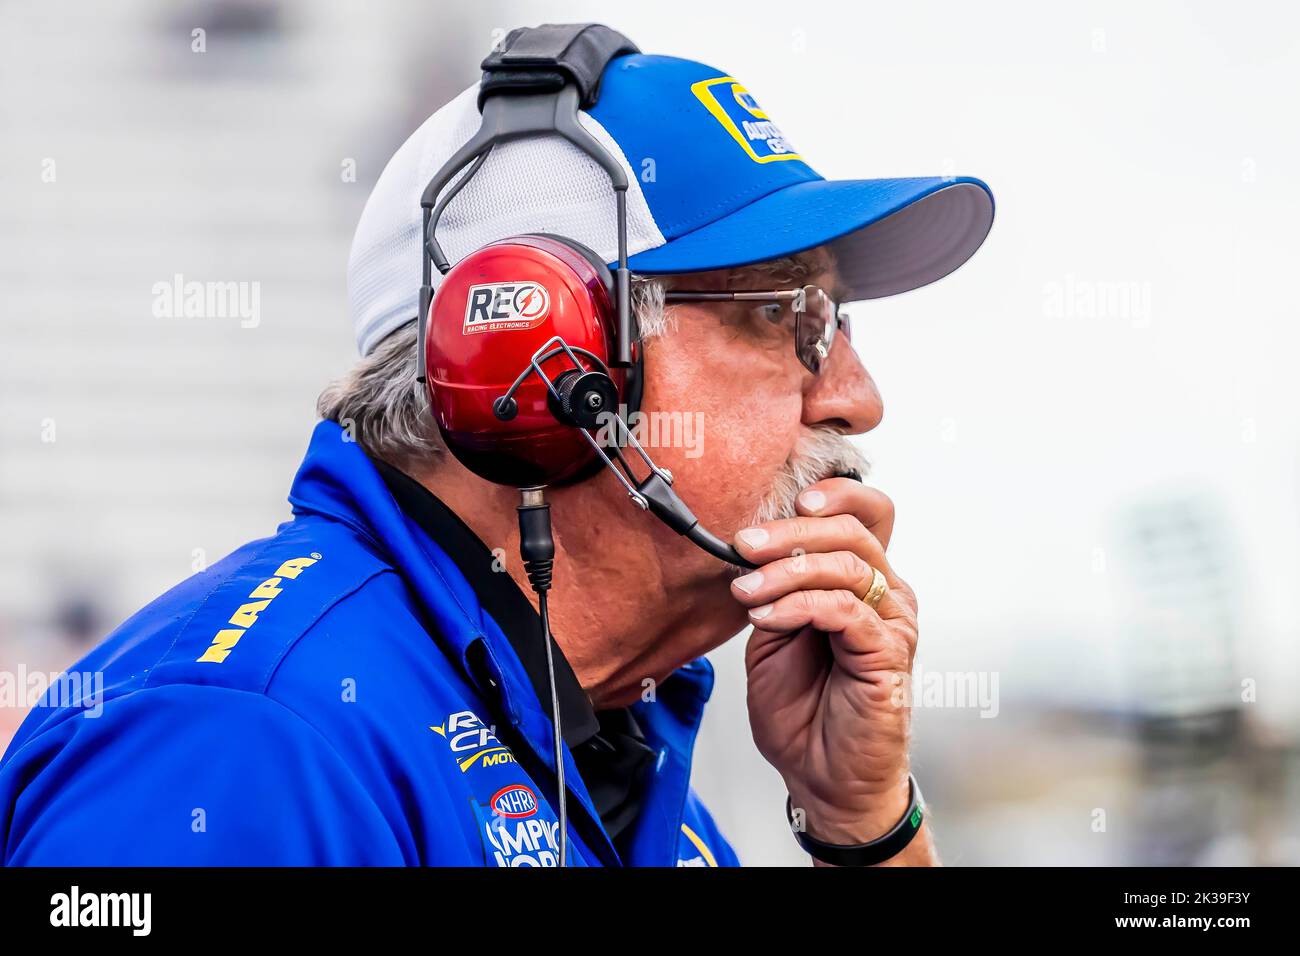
463, 281, 551, 335
690, 76, 802, 164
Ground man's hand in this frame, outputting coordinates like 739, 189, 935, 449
731, 477, 935, 866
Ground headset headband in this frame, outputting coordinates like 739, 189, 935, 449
417, 23, 641, 383
478, 23, 638, 109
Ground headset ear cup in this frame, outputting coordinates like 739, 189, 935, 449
526, 234, 613, 295
425, 235, 623, 487
520, 232, 641, 418
522, 233, 642, 418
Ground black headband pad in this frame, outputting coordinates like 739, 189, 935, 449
479, 23, 640, 110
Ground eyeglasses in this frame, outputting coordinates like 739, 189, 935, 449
663, 285, 849, 375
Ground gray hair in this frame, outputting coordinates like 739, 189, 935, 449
317, 253, 827, 471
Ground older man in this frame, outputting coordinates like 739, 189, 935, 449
0, 25, 992, 866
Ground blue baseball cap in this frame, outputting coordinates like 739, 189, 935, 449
348, 53, 994, 355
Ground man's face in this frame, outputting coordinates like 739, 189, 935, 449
636, 249, 884, 573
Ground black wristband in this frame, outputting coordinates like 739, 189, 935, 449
786, 774, 925, 867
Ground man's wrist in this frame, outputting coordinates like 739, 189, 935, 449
787, 775, 911, 845
787, 773, 937, 866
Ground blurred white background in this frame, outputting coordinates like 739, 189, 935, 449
2, 0, 1297, 864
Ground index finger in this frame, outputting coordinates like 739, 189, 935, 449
793, 477, 896, 550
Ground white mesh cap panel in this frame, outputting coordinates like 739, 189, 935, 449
347, 84, 667, 355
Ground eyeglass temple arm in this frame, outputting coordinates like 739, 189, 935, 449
664, 290, 801, 303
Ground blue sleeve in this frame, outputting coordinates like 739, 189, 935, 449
1, 684, 406, 866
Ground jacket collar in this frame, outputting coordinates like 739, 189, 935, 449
368, 456, 602, 748
288, 421, 487, 669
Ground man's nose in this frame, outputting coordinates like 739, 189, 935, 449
802, 334, 883, 435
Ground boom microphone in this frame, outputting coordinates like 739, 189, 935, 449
494, 336, 757, 569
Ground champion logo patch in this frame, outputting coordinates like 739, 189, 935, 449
463, 281, 551, 334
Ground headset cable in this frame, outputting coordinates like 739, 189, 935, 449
516, 487, 567, 866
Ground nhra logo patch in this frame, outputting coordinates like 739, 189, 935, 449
490, 784, 538, 819
463, 281, 551, 334
690, 76, 802, 164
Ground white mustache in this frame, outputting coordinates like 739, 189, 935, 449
746, 427, 871, 526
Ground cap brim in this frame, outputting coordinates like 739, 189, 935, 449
624, 177, 994, 301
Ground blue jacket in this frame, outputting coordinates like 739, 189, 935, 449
0, 421, 738, 866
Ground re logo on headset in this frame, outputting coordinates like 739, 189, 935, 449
462, 281, 551, 335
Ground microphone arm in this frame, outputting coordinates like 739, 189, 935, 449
634, 471, 756, 569
494, 336, 756, 569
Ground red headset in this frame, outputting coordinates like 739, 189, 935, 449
416, 22, 640, 487
414, 23, 751, 569
420, 230, 637, 488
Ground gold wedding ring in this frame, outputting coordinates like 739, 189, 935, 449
862, 568, 890, 609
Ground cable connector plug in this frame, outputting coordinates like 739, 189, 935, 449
517, 487, 554, 594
